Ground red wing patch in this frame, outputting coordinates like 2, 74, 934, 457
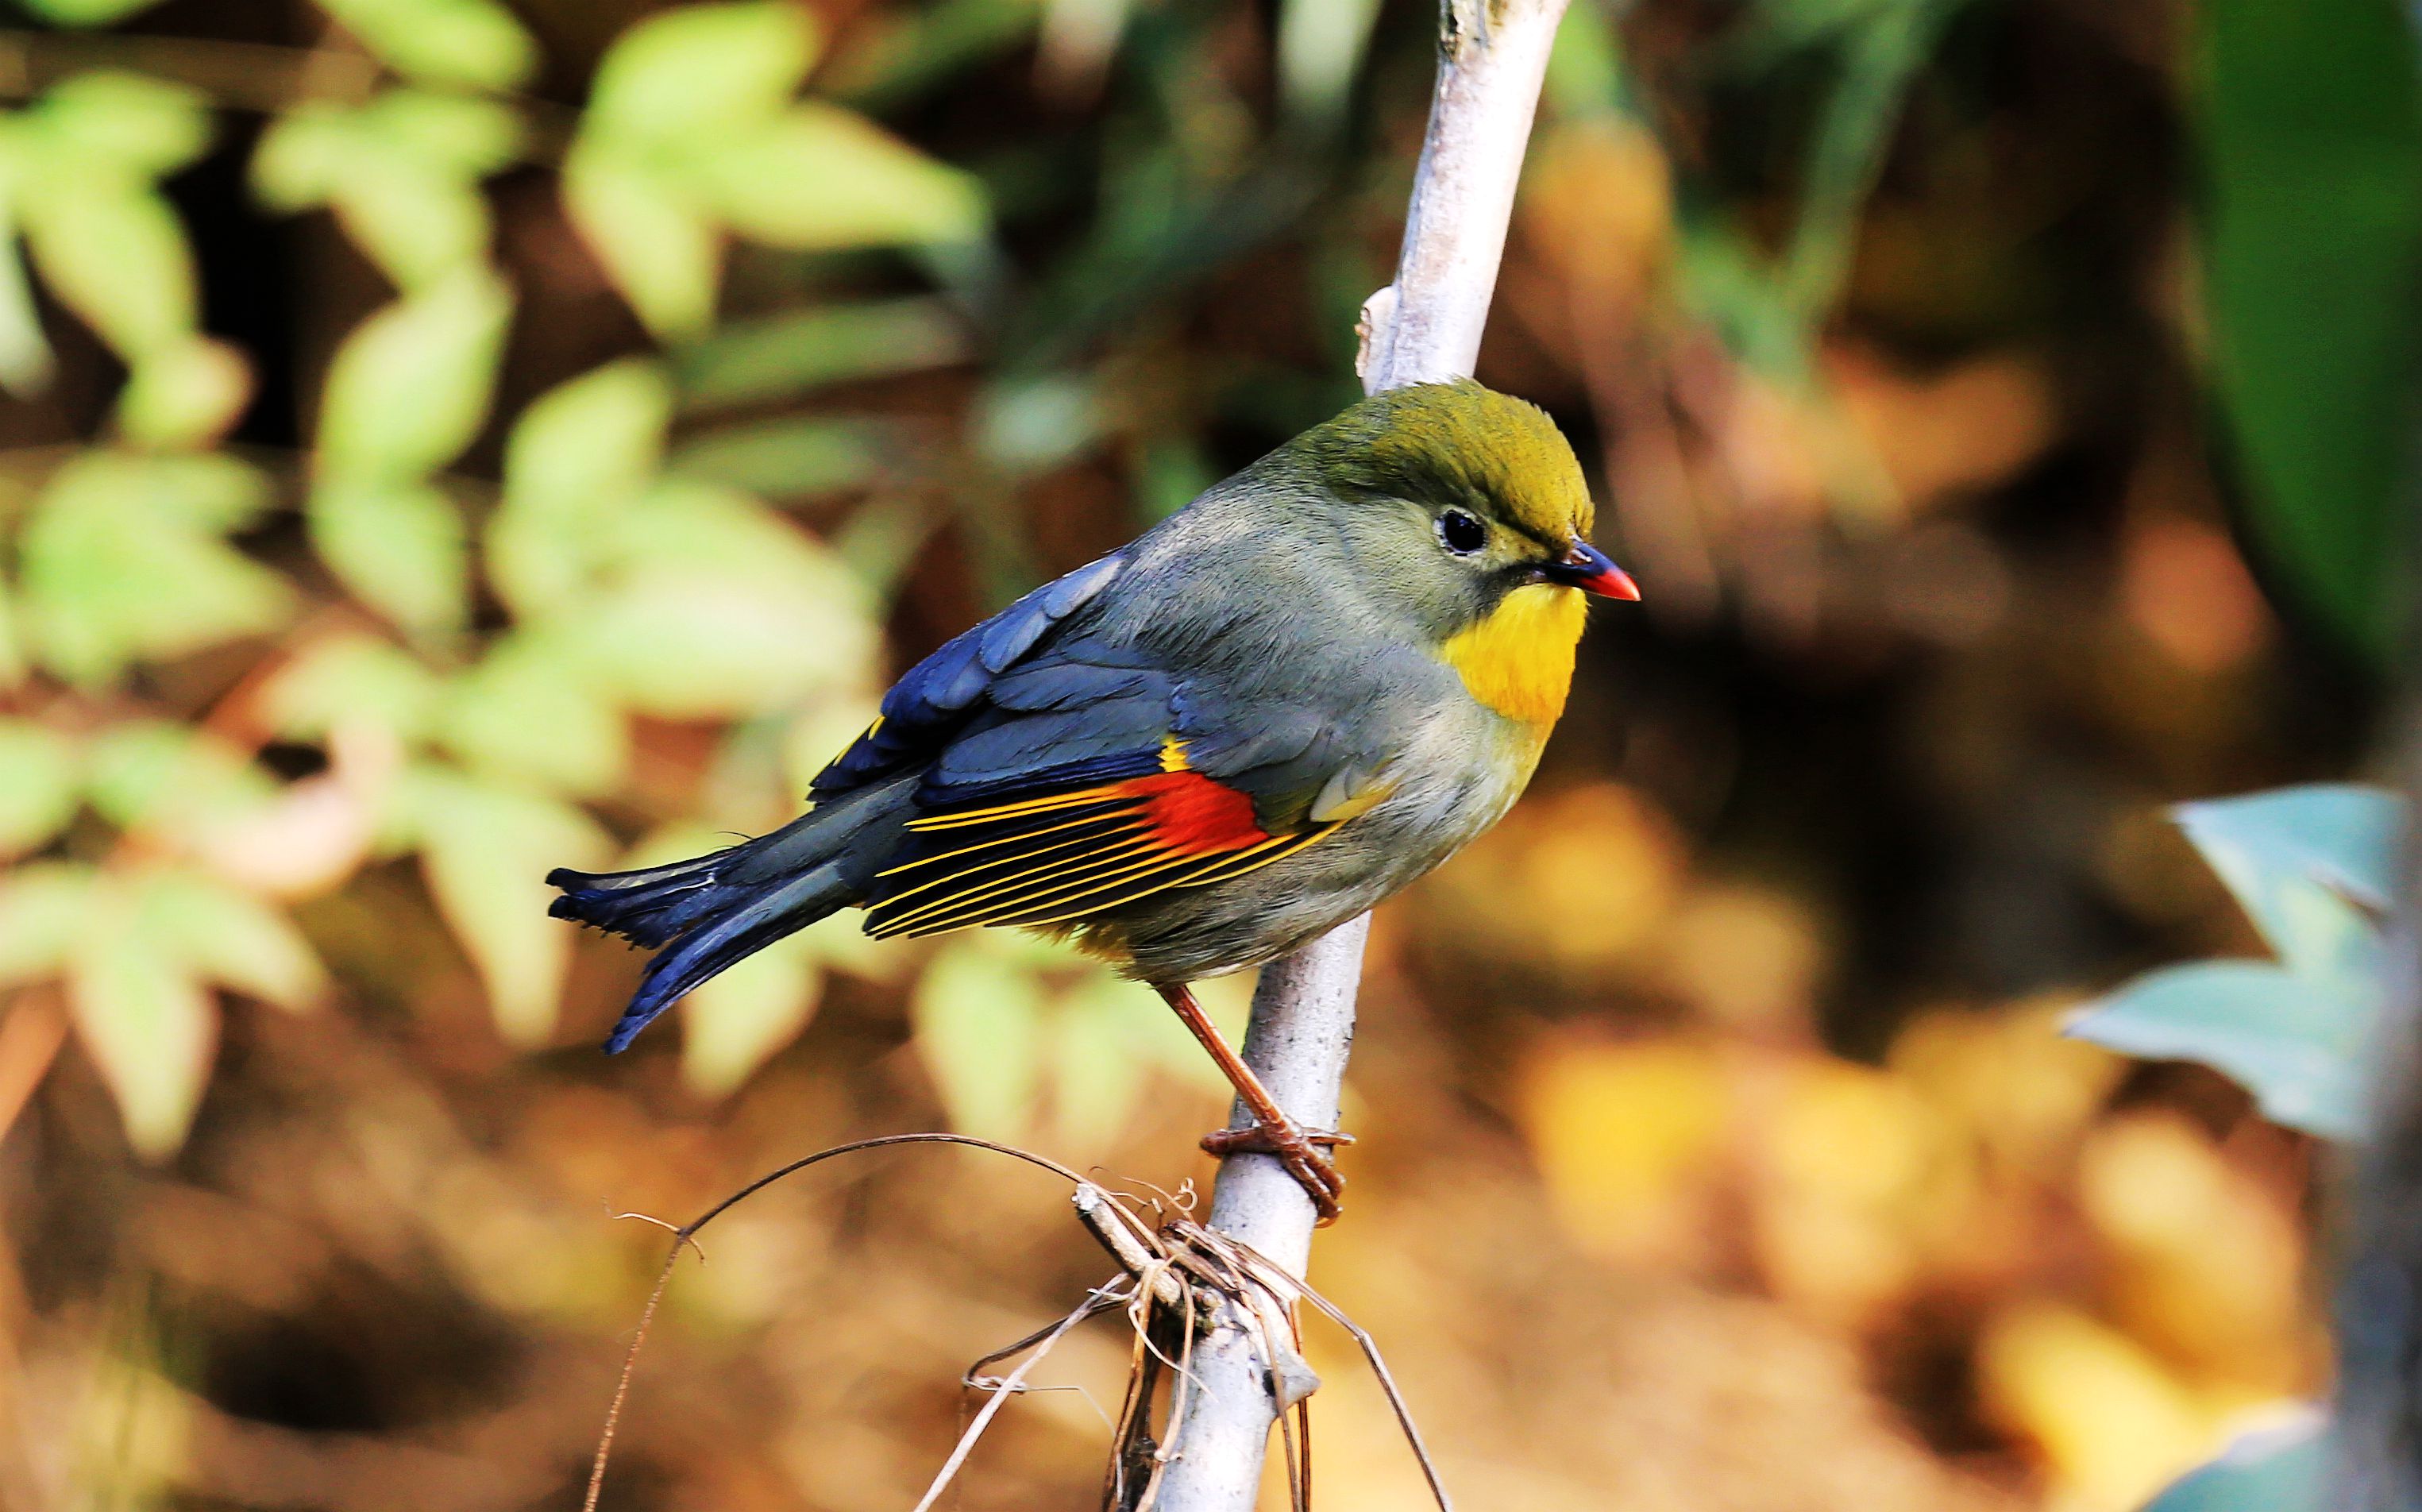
1116, 770, 1268, 854
862, 762, 1321, 939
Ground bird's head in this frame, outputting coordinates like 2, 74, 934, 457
1279, 379, 1639, 647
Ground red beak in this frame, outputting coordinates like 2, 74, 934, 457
1546, 540, 1642, 600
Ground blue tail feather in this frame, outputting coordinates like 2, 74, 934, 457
548, 777, 916, 1053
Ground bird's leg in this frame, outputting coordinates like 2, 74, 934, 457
1153, 982, 1352, 1223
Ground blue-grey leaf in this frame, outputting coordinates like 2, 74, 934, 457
2173, 787, 2403, 979
2138, 1410, 2325, 1512
2067, 961, 2374, 1140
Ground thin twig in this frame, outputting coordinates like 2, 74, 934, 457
911, 1288, 1122, 1512
579, 1243, 681, 1512
965, 1284, 1133, 1383
580, 1132, 1096, 1512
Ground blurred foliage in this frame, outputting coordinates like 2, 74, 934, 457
2071, 785, 2399, 1140
2137, 1413, 2324, 1512
2194, 0, 2422, 663
0, 0, 981, 1147
0, 0, 2396, 1509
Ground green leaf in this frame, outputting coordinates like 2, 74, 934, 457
674, 298, 968, 411
14, 76, 210, 364
585, 2, 820, 147
314, 268, 511, 484
0, 719, 81, 859
115, 336, 253, 451
20, 0, 171, 23
2139, 1410, 2324, 1512
0, 135, 59, 395
259, 633, 443, 745
84, 721, 275, 835
337, 165, 498, 291
1276, 0, 1383, 125
135, 867, 324, 1011
500, 358, 671, 516
356, 89, 523, 176
435, 631, 629, 797
315, 0, 540, 91
2067, 962, 2373, 1140
249, 103, 354, 210
488, 358, 671, 615
19, 452, 291, 688
0, 862, 96, 985
114, 451, 274, 530
67, 890, 215, 1159
978, 372, 1104, 471
663, 415, 889, 499
405, 766, 608, 1044
561, 147, 721, 341
682, 933, 822, 1097
695, 104, 985, 250
0, 571, 25, 692
21, 169, 197, 361
255, 94, 520, 289
912, 939, 1045, 1139
307, 480, 469, 634
575, 481, 877, 717
2175, 785, 2405, 960
27, 73, 210, 178
2196, 0, 2422, 658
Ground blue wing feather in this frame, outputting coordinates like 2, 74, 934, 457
811, 552, 1126, 799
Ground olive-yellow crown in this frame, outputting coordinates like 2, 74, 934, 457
1291, 378, 1595, 542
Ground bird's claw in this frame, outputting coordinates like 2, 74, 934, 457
1199, 1120, 1352, 1223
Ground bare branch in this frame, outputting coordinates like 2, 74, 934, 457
1153, 2, 1573, 1506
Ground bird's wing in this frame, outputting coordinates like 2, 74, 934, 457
809, 552, 1128, 802
858, 642, 1369, 940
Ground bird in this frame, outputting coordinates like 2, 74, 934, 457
547, 378, 1639, 1219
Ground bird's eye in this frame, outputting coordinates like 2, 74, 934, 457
1436, 508, 1487, 555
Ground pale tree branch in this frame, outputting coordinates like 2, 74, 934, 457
1151, 3, 1573, 1506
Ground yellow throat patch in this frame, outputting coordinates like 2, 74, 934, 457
1440, 583, 1587, 726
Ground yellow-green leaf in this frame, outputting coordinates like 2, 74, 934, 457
18, 453, 291, 688
0, 719, 80, 859
682, 933, 821, 1097
0, 861, 97, 986
84, 721, 275, 835
489, 358, 672, 615
314, 268, 511, 484
406, 766, 609, 1044
21, 0, 172, 25
562, 147, 719, 341
586, 2, 820, 146
135, 868, 325, 1011
67, 895, 215, 1159
574, 480, 877, 717
0, 134, 58, 396
315, 0, 540, 91
116, 336, 253, 451
435, 631, 628, 796
698, 104, 985, 250
259, 633, 443, 745
21, 171, 196, 361
27, 72, 210, 178
307, 480, 469, 634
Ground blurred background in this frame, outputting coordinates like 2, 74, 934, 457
0, 0, 2409, 1507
